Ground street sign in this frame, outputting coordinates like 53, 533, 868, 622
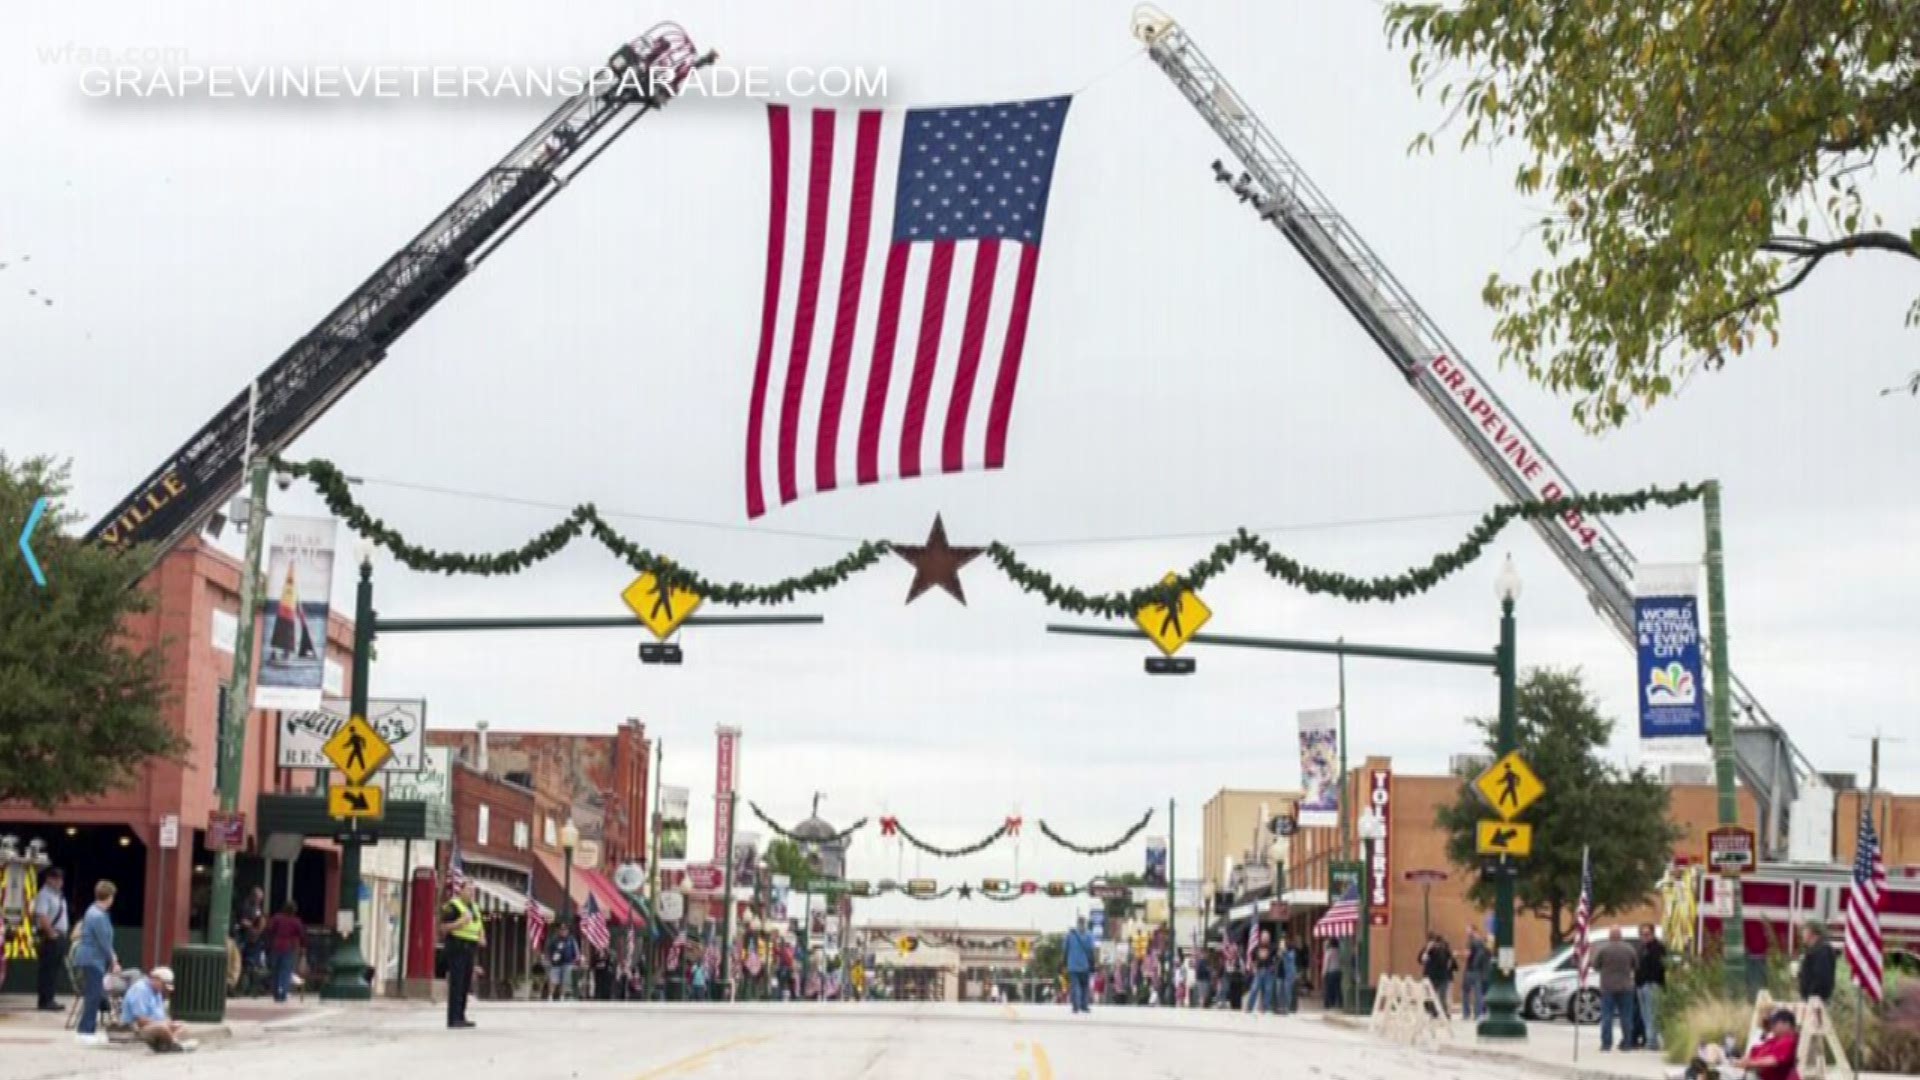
657, 891, 685, 922
1089, 883, 1131, 901
622, 571, 703, 641
321, 715, 392, 785
1474, 750, 1545, 820
1707, 825, 1757, 874
1133, 573, 1211, 656
1402, 869, 1449, 884
328, 784, 385, 820
1476, 819, 1534, 857
685, 863, 724, 891
207, 811, 246, 853
158, 815, 180, 850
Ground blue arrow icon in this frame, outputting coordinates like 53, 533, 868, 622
19, 496, 48, 588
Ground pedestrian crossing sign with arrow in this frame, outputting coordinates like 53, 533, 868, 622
622, 571, 703, 641
322, 715, 392, 785
328, 783, 385, 821
1133, 573, 1211, 656
1473, 750, 1545, 821
1476, 819, 1533, 857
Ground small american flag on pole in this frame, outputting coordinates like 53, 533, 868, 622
1844, 805, 1887, 1003
446, 843, 467, 895
745, 96, 1073, 517
527, 900, 548, 954
580, 894, 612, 953
1573, 846, 1594, 985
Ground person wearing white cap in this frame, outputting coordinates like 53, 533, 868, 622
121, 967, 197, 1053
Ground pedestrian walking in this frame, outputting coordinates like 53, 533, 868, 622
1280, 933, 1299, 1014
546, 923, 580, 1000
71, 879, 119, 1046
265, 902, 305, 1003
1797, 919, 1836, 1004
1634, 924, 1666, 1050
1419, 933, 1457, 1019
1593, 927, 1639, 1051
1192, 949, 1212, 1009
1462, 928, 1493, 1022
1322, 940, 1343, 1011
1065, 917, 1096, 1014
1248, 930, 1278, 1014
439, 880, 485, 1029
32, 867, 69, 1012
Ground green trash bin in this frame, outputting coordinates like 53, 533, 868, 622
170, 943, 228, 1023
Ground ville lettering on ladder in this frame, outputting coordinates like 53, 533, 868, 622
98, 471, 188, 545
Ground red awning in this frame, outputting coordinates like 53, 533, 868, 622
577, 866, 640, 927
1315, 898, 1359, 939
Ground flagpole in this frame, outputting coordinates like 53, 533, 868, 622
1573, 845, 1588, 1064
1856, 735, 1879, 1066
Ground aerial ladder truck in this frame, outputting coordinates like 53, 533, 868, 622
1129, 6, 1819, 859
88, 24, 711, 564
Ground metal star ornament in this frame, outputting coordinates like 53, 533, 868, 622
893, 515, 984, 605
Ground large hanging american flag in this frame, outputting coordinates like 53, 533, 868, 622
580, 894, 612, 953
1573, 846, 1595, 986
1844, 805, 1887, 1003
744, 96, 1073, 518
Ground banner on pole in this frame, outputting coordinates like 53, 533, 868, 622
659, 785, 690, 861
255, 515, 338, 710
1297, 708, 1341, 828
279, 697, 427, 773
1634, 563, 1708, 756
714, 726, 741, 863
1143, 837, 1168, 887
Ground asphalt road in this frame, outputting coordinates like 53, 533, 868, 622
10, 1001, 1555, 1080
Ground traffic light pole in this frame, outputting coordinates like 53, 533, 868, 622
322, 554, 376, 1001
1703, 481, 1748, 997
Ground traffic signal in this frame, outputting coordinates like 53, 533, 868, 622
1132, 933, 1147, 959
981, 878, 1009, 893
1016, 938, 1032, 961
897, 935, 919, 956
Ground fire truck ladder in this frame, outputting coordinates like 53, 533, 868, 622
89, 24, 713, 568
1130, 6, 1817, 856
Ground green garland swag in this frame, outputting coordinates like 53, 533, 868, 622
1037, 809, 1155, 856
898, 885, 957, 901
748, 801, 868, 846
891, 820, 1012, 859
277, 457, 1704, 615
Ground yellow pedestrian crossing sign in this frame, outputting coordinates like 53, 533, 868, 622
622, 571, 703, 641
328, 784, 385, 821
322, 715, 391, 785
1474, 750, 1545, 820
1476, 819, 1533, 857
1134, 573, 1211, 656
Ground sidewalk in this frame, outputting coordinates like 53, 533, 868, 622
1322, 1010, 1903, 1080
0, 994, 333, 1078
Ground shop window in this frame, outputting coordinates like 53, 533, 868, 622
478, 803, 490, 845
513, 821, 530, 850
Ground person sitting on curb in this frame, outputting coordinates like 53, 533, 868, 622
1681, 1008, 1798, 1080
121, 967, 198, 1054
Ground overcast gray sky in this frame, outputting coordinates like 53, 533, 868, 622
5, 1, 1915, 930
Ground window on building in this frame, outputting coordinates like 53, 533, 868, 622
544, 817, 557, 847
478, 803, 491, 845
513, 821, 530, 850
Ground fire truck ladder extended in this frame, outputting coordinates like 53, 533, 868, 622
89, 24, 714, 567
1130, 6, 1818, 857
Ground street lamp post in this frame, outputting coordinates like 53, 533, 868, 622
561, 820, 580, 926
1478, 555, 1528, 1041
323, 548, 376, 1001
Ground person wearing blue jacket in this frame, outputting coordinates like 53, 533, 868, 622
1065, 916, 1097, 1014
545, 923, 580, 1001
70, 880, 119, 1045
1279, 933, 1299, 1014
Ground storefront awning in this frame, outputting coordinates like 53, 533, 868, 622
534, 850, 595, 917
1314, 896, 1359, 939
576, 866, 640, 927
471, 877, 551, 920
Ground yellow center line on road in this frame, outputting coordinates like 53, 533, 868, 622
1030, 1041, 1054, 1080
632, 1034, 772, 1079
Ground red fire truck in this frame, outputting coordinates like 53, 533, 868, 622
1701, 862, 1920, 958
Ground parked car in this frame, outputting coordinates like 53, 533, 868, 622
1514, 925, 1658, 1023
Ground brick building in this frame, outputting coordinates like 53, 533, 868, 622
0, 538, 355, 979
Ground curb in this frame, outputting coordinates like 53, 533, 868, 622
1319, 1013, 1655, 1080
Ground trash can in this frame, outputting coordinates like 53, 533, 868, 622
170, 943, 228, 1023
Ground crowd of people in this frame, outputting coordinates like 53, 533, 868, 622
31, 871, 201, 1054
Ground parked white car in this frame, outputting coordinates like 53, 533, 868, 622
1513, 925, 1659, 1023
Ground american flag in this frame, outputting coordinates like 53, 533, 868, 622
744, 96, 1073, 518
1844, 804, 1887, 1004
666, 931, 688, 971
702, 936, 721, 975
1573, 846, 1595, 986
527, 900, 549, 954
447, 843, 467, 894
580, 894, 611, 953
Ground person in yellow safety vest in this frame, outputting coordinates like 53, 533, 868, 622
440, 881, 486, 1030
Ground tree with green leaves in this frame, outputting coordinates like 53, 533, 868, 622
0, 455, 183, 807
1027, 932, 1066, 987
1386, 0, 1920, 428
1435, 668, 1679, 947
762, 837, 819, 891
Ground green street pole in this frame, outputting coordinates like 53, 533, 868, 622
1477, 582, 1527, 1040
1166, 798, 1176, 1007
324, 553, 375, 1001
647, 740, 663, 1000
1704, 480, 1748, 997
208, 457, 270, 961
1339, 643, 1359, 1014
